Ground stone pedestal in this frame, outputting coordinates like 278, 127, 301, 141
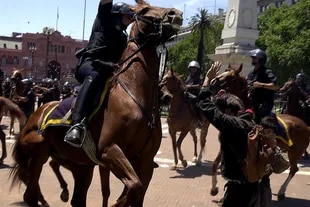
208, 0, 259, 76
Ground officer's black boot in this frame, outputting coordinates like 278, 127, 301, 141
64, 76, 94, 148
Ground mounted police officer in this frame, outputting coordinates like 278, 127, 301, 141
15, 78, 35, 120
247, 49, 279, 207
64, 0, 135, 147
184, 60, 204, 95
246, 49, 278, 124
295, 72, 310, 99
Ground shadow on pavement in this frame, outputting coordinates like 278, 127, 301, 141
272, 197, 310, 207
170, 164, 215, 178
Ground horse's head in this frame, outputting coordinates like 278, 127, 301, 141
159, 68, 184, 103
279, 78, 298, 100
130, 1, 183, 44
210, 63, 251, 108
11, 68, 24, 82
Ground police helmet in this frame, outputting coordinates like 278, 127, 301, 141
21, 78, 33, 86
249, 49, 267, 64
5, 77, 10, 83
296, 72, 306, 82
111, 2, 135, 16
188, 61, 200, 69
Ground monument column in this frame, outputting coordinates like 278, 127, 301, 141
208, 0, 259, 75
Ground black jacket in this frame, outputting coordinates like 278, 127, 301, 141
86, 2, 128, 62
197, 87, 255, 181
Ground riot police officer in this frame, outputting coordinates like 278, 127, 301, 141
64, 0, 135, 147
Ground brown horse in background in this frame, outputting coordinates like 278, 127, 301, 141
160, 68, 209, 169
209, 63, 310, 201
9, 1, 183, 207
279, 79, 310, 125
0, 97, 26, 164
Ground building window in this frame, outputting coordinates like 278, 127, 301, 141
61, 46, 65, 53
1, 55, 6, 65
13, 56, 19, 65
15, 45, 18, 50
3, 44, 7, 49
27, 42, 36, 49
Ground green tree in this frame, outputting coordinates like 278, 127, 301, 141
168, 17, 223, 77
257, 0, 310, 84
190, 8, 212, 69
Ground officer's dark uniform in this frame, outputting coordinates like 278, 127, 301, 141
197, 87, 259, 207
184, 73, 204, 95
65, 1, 134, 147
247, 65, 277, 123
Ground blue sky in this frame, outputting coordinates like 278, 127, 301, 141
0, 0, 227, 40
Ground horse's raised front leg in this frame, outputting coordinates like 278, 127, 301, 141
0, 129, 7, 164
49, 159, 69, 202
177, 130, 190, 168
211, 150, 221, 196
100, 143, 143, 206
169, 127, 178, 170
99, 166, 110, 207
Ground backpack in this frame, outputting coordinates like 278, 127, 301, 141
242, 125, 277, 183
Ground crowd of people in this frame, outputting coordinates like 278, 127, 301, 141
0, 74, 78, 120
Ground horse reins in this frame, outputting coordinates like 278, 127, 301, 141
111, 13, 169, 159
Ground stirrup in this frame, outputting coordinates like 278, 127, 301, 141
65, 119, 87, 148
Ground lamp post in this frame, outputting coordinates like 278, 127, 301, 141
43, 27, 55, 77
29, 46, 36, 78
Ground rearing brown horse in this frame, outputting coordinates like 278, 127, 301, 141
160, 68, 209, 169
9, 1, 183, 207
209, 63, 310, 201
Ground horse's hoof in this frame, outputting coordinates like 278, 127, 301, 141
60, 189, 69, 202
195, 160, 201, 167
278, 194, 285, 201
210, 187, 219, 196
170, 165, 177, 170
0, 159, 3, 165
182, 160, 188, 168
192, 157, 198, 163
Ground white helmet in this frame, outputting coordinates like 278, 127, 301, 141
188, 61, 200, 69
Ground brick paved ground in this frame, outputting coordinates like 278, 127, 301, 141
0, 116, 310, 206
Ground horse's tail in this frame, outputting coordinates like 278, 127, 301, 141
0, 97, 26, 126
9, 135, 29, 190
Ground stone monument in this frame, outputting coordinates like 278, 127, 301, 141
208, 0, 259, 75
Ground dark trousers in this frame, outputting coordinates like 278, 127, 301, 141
253, 102, 273, 123
259, 176, 272, 207
222, 181, 260, 207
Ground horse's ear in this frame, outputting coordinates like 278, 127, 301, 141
135, 0, 149, 5
168, 68, 174, 77
237, 64, 243, 73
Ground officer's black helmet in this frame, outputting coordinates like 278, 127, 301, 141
249, 49, 267, 65
111, 2, 134, 16
296, 72, 306, 82
22, 78, 33, 86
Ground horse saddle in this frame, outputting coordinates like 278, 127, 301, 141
40, 79, 111, 132
275, 115, 293, 147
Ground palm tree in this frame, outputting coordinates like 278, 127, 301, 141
190, 8, 211, 70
